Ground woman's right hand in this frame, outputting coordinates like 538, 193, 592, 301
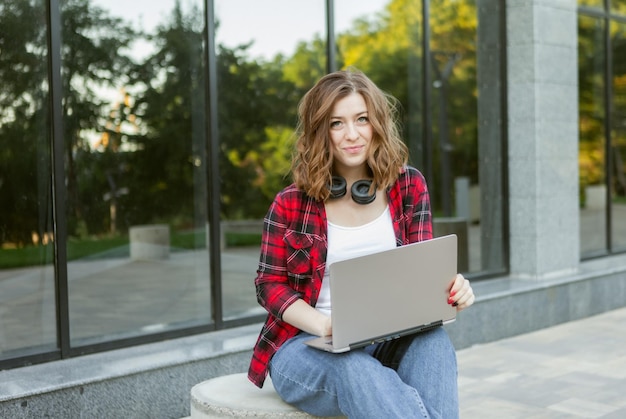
283, 299, 333, 337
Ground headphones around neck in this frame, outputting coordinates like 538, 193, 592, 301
329, 176, 376, 205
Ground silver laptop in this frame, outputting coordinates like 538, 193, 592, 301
305, 234, 458, 353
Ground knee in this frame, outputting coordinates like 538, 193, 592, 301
404, 328, 457, 368
333, 351, 377, 376
413, 327, 454, 352
329, 352, 389, 388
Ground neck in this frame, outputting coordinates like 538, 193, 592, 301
334, 167, 370, 183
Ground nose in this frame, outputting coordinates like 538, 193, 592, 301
345, 122, 359, 140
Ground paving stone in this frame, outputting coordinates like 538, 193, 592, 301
458, 307, 626, 418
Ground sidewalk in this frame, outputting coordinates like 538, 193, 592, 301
457, 307, 626, 418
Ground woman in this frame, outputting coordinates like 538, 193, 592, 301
248, 68, 475, 418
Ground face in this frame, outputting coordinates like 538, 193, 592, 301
329, 92, 373, 177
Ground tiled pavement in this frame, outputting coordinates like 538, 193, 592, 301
457, 307, 626, 418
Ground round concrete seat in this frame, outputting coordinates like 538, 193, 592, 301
190, 373, 345, 418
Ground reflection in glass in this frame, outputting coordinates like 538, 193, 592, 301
611, 21, 626, 250
579, 15, 607, 257
63, 0, 211, 345
337, 0, 506, 274
337, 0, 428, 248
336, 0, 423, 165
579, 0, 605, 9
429, 0, 483, 273
430, 0, 507, 274
611, 1, 626, 15
215, 1, 326, 320
0, 0, 57, 358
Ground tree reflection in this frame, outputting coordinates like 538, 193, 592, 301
1, 0, 487, 257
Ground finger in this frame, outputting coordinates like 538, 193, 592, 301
451, 277, 469, 298
456, 294, 475, 311
451, 279, 473, 306
449, 274, 464, 296
448, 276, 463, 304
454, 288, 475, 309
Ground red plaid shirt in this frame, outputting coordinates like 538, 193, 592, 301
248, 166, 432, 387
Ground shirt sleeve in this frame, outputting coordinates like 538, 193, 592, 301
406, 167, 433, 243
255, 193, 302, 320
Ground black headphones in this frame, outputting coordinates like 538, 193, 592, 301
329, 176, 377, 205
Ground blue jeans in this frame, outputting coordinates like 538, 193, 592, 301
269, 327, 459, 418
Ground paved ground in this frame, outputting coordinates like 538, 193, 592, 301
457, 306, 626, 418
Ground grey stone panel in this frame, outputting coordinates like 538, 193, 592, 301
507, 0, 579, 278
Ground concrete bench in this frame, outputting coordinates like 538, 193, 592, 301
129, 224, 170, 260
220, 220, 264, 249
190, 373, 346, 418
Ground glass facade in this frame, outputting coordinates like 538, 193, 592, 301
61, 0, 213, 346
578, 4, 626, 257
0, 0, 56, 359
579, 15, 608, 256
214, 0, 327, 320
0, 0, 506, 368
611, 19, 626, 251
579, 0, 605, 10
613, 1, 626, 13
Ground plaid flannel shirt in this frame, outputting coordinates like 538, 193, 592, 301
248, 166, 432, 388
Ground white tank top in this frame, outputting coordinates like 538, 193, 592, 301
315, 206, 396, 316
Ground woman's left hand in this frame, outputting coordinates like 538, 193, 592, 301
448, 273, 475, 312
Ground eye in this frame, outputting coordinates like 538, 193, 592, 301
357, 115, 369, 124
330, 120, 342, 129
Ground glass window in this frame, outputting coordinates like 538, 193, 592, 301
337, 0, 506, 276
0, 0, 512, 369
431, 0, 506, 275
578, 15, 607, 257
579, 0, 605, 10
611, 20, 626, 251
336, 0, 423, 167
0, 0, 57, 359
63, 0, 211, 346
214, 0, 327, 320
611, 1, 626, 15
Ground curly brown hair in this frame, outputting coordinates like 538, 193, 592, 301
291, 68, 408, 201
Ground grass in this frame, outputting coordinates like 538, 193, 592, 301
225, 232, 262, 247
0, 230, 262, 269
614, 195, 626, 204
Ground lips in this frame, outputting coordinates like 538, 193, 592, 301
344, 145, 364, 154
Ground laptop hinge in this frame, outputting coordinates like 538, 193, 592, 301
349, 320, 444, 349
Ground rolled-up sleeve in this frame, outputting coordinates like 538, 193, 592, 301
255, 197, 301, 319
407, 168, 433, 243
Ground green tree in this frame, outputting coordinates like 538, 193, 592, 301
611, 22, 626, 196
0, 1, 51, 245
282, 36, 327, 90
336, 0, 479, 211
122, 1, 206, 229
59, 0, 136, 236
216, 46, 301, 218
578, 14, 606, 196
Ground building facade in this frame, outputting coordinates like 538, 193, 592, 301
0, 0, 625, 417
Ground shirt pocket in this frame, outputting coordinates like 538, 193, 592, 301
284, 229, 314, 276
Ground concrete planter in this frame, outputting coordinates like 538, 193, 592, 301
129, 224, 170, 260
585, 184, 607, 210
